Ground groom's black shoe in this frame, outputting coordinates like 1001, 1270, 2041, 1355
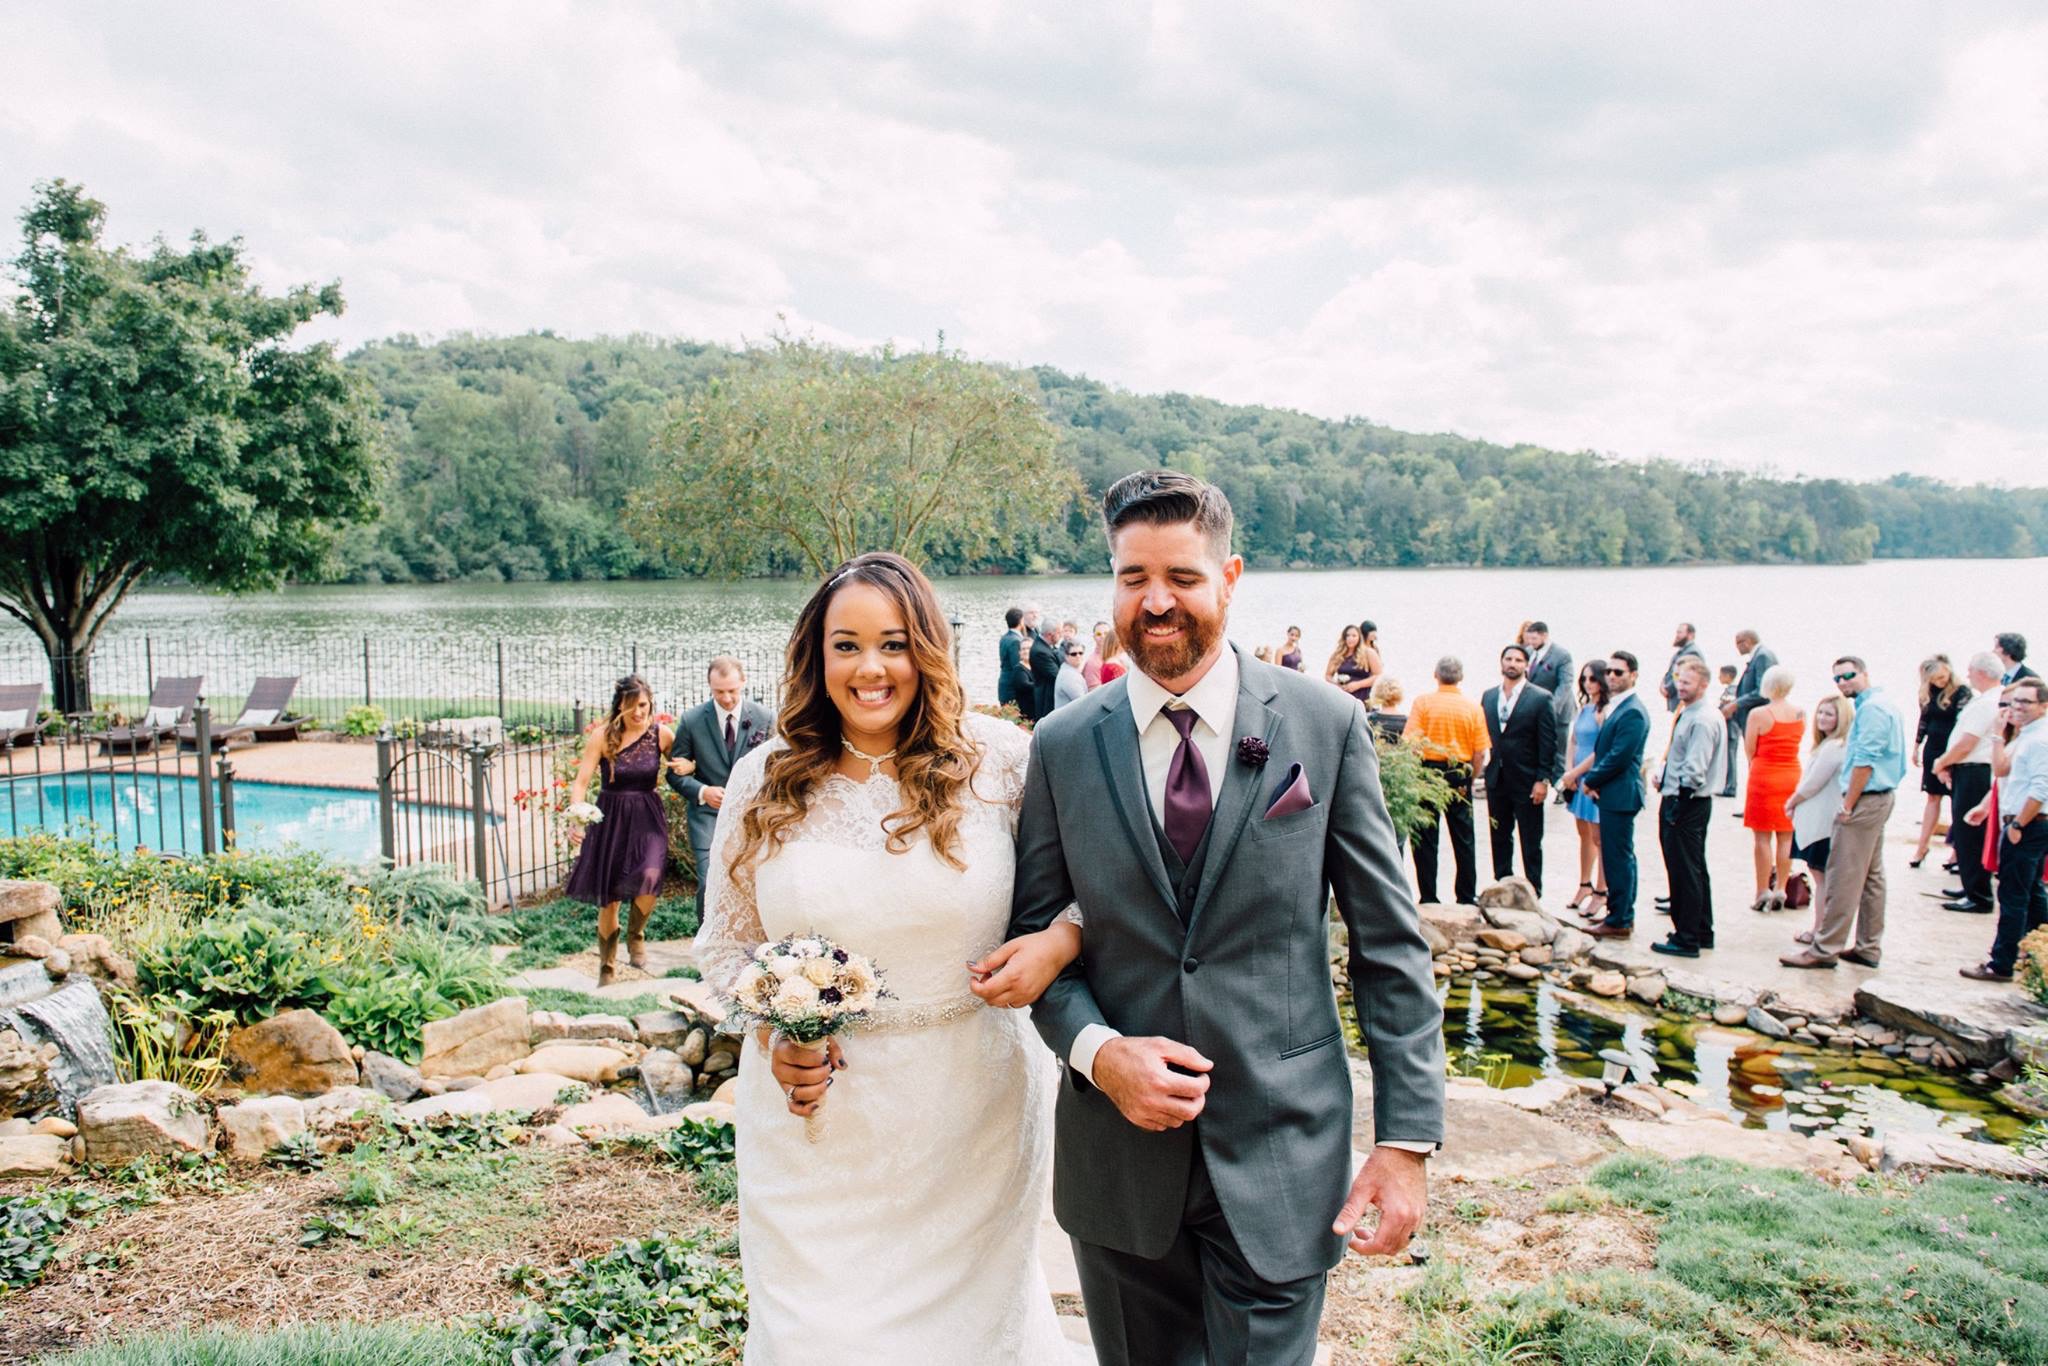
1651, 937, 1699, 958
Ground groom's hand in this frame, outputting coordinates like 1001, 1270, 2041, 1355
1093, 1037, 1212, 1132
1333, 1147, 1428, 1257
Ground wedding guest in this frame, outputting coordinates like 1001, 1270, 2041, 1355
1782, 655, 1907, 970
1325, 623, 1377, 704
1481, 643, 1557, 895
1403, 656, 1488, 904
1787, 694, 1854, 951
1715, 664, 1740, 799
1097, 625, 1128, 686
1053, 638, 1088, 710
1582, 652, 1651, 938
1723, 630, 1778, 800
1081, 621, 1109, 688
1659, 621, 1704, 713
668, 657, 775, 920
1652, 657, 1727, 958
1029, 622, 1062, 720
1911, 655, 1969, 868
1558, 661, 1609, 913
1523, 621, 1575, 791
1367, 676, 1407, 745
997, 607, 1031, 713
1932, 653, 2004, 914
1742, 665, 1803, 909
1959, 680, 2048, 981
1276, 624, 1306, 672
565, 675, 680, 985
1995, 632, 2037, 684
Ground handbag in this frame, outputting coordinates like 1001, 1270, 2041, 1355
1783, 870, 1812, 910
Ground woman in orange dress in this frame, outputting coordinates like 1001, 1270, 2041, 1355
1743, 664, 1804, 910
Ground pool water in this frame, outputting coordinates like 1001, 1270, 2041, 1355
0, 772, 427, 862
1403, 975, 2029, 1146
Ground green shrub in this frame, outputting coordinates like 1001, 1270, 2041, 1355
0, 1189, 109, 1291
324, 972, 457, 1063
488, 1231, 746, 1364
1374, 737, 1457, 844
43, 1322, 491, 1365
340, 704, 387, 737
135, 909, 332, 1024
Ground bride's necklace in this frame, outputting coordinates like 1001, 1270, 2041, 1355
841, 738, 898, 778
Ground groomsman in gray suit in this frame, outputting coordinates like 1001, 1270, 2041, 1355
1523, 621, 1574, 793
1008, 470, 1443, 1366
666, 657, 774, 900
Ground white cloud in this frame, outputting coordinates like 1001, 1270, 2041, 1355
2, 1, 2043, 482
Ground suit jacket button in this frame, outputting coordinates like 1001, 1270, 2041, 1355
1182, 956, 1199, 974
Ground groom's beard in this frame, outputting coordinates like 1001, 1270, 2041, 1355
1124, 607, 1222, 682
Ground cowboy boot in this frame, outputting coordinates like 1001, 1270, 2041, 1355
596, 928, 620, 987
627, 904, 651, 970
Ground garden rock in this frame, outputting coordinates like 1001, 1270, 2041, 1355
532, 1123, 585, 1147
1854, 977, 2042, 1069
530, 1009, 637, 1044
78, 1081, 209, 1164
680, 1100, 737, 1127
1585, 971, 1627, 998
666, 978, 728, 1028
676, 1027, 710, 1067
1476, 877, 1543, 918
0, 879, 63, 944
0, 1133, 72, 1176
419, 996, 531, 1079
1626, 974, 1667, 1006
516, 1043, 630, 1084
560, 1092, 649, 1133
1474, 928, 1530, 953
1548, 927, 1593, 963
711, 1078, 738, 1105
1517, 945, 1553, 967
473, 1071, 582, 1112
1417, 919, 1451, 957
1713, 1003, 1750, 1026
225, 1009, 358, 1096
361, 1051, 425, 1102
33, 1116, 76, 1138
218, 1096, 308, 1162
1603, 1117, 1861, 1180
634, 1010, 693, 1049
639, 1049, 696, 1114
1745, 1006, 1791, 1040
0, 1028, 57, 1118
8, 934, 54, 959
1880, 1131, 2046, 1179
398, 1090, 497, 1122
301, 1087, 390, 1132
41, 949, 72, 978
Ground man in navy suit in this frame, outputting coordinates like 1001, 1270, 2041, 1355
998, 607, 1029, 711
1582, 651, 1650, 938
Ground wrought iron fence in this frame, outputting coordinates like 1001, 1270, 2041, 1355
0, 708, 241, 859
374, 731, 582, 906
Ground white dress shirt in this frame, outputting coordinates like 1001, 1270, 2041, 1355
1951, 690, 2000, 765
1496, 680, 1522, 724
1069, 647, 1429, 1155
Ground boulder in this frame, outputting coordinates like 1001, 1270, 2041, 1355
1586, 971, 1627, 999
361, 1051, 425, 1102
1548, 927, 1594, 963
420, 997, 531, 1079
8, 934, 53, 959
665, 978, 728, 1028
78, 1081, 209, 1164
635, 1010, 694, 1049
1518, 945, 1553, 967
0, 1133, 71, 1176
1500, 962, 1541, 982
218, 1096, 307, 1162
1417, 919, 1452, 957
301, 1087, 391, 1132
530, 1010, 636, 1044
1745, 1007, 1791, 1041
472, 1070, 583, 1112
0, 880, 63, 944
640, 1049, 697, 1114
532, 1123, 586, 1147
560, 1092, 650, 1133
679, 1099, 737, 1127
676, 1027, 710, 1068
224, 1010, 358, 1096
516, 1043, 629, 1084
1475, 928, 1530, 953
41, 950, 71, 978
1604, 1118, 1862, 1180
1445, 1076, 1575, 1114
711, 1078, 738, 1105
397, 1090, 497, 1122
1626, 974, 1668, 1006
1476, 877, 1543, 918
0, 1028, 58, 1118
1713, 1003, 1750, 1027
33, 1116, 76, 1138
1854, 977, 2043, 1069
1881, 1131, 2045, 1179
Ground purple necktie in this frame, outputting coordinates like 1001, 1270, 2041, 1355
725, 715, 737, 759
1162, 706, 1212, 864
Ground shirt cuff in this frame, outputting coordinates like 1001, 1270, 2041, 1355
1070, 1023, 1121, 1083
1376, 1140, 1436, 1155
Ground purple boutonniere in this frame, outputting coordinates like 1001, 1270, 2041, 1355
1237, 736, 1270, 767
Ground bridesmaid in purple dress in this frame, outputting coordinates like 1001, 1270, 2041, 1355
564, 675, 684, 984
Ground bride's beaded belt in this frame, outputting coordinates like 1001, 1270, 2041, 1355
864, 992, 986, 1032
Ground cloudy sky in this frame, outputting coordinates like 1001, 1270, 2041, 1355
5, 2, 2044, 482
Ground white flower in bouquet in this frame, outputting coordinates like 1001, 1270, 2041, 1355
773, 975, 821, 1012
769, 954, 806, 980
720, 932, 891, 1144
791, 937, 825, 959
799, 958, 838, 988
565, 800, 604, 827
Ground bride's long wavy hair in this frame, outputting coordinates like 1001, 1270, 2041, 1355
729, 552, 977, 896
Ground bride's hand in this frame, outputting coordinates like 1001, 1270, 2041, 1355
969, 921, 1081, 1008
769, 1033, 841, 1117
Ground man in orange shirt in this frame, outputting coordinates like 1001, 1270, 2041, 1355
1402, 656, 1491, 904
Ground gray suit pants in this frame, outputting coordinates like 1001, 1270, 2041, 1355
1072, 1146, 1326, 1366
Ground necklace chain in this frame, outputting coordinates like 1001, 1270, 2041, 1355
841, 738, 899, 777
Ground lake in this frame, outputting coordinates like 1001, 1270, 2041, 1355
29, 559, 2039, 734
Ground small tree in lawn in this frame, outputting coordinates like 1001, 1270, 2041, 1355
0, 180, 381, 711
630, 335, 1081, 577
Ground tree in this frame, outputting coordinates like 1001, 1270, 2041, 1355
630, 336, 1081, 576
0, 181, 380, 711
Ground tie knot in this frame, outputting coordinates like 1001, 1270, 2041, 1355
1165, 705, 1200, 740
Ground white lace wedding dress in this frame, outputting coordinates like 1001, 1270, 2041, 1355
696, 711, 1071, 1365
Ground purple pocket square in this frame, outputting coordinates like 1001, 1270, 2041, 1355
1264, 763, 1313, 819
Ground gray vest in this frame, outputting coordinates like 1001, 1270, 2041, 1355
1152, 810, 1215, 923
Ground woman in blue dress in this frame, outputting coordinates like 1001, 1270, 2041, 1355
563, 675, 684, 984
1557, 660, 1609, 915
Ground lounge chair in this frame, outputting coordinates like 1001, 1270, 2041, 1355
179, 675, 303, 749
0, 684, 43, 748
96, 676, 203, 755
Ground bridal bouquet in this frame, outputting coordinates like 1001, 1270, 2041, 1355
728, 934, 888, 1142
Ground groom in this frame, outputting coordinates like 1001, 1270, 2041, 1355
1009, 471, 1444, 1365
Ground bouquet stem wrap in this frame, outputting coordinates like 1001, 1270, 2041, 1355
727, 934, 889, 1146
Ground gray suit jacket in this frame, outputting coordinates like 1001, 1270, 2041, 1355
1009, 645, 1444, 1283
666, 699, 775, 854
1527, 645, 1575, 781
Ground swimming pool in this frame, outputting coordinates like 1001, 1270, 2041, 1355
0, 772, 469, 861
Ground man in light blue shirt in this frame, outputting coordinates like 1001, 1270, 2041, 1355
1963, 679, 2048, 981
1784, 655, 1905, 970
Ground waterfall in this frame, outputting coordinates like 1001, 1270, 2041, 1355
0, 977, 119, 1116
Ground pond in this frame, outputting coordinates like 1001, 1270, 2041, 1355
1428, 974, 2031, 1146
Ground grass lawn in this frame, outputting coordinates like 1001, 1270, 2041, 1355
497, 893, 699, 972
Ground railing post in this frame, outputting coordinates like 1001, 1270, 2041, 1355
631, 641, 640, 677
468, 742, 491, 903
362, 636, 373, 706
216, 752, 237, 851
573, 701, 586, 736
949, 615, 963, 673
496, 638, 507, 722
193, 706, 216, 856
144, 635, 155, 693
375, 730, 397, 866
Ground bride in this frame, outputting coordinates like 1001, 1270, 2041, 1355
695, 551, 1081, 1363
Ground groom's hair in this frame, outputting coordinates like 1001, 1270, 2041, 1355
1102, 469, 1233, 562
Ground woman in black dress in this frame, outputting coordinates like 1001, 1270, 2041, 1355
1911, 654, 1969, 868
564, 675, 684, 984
